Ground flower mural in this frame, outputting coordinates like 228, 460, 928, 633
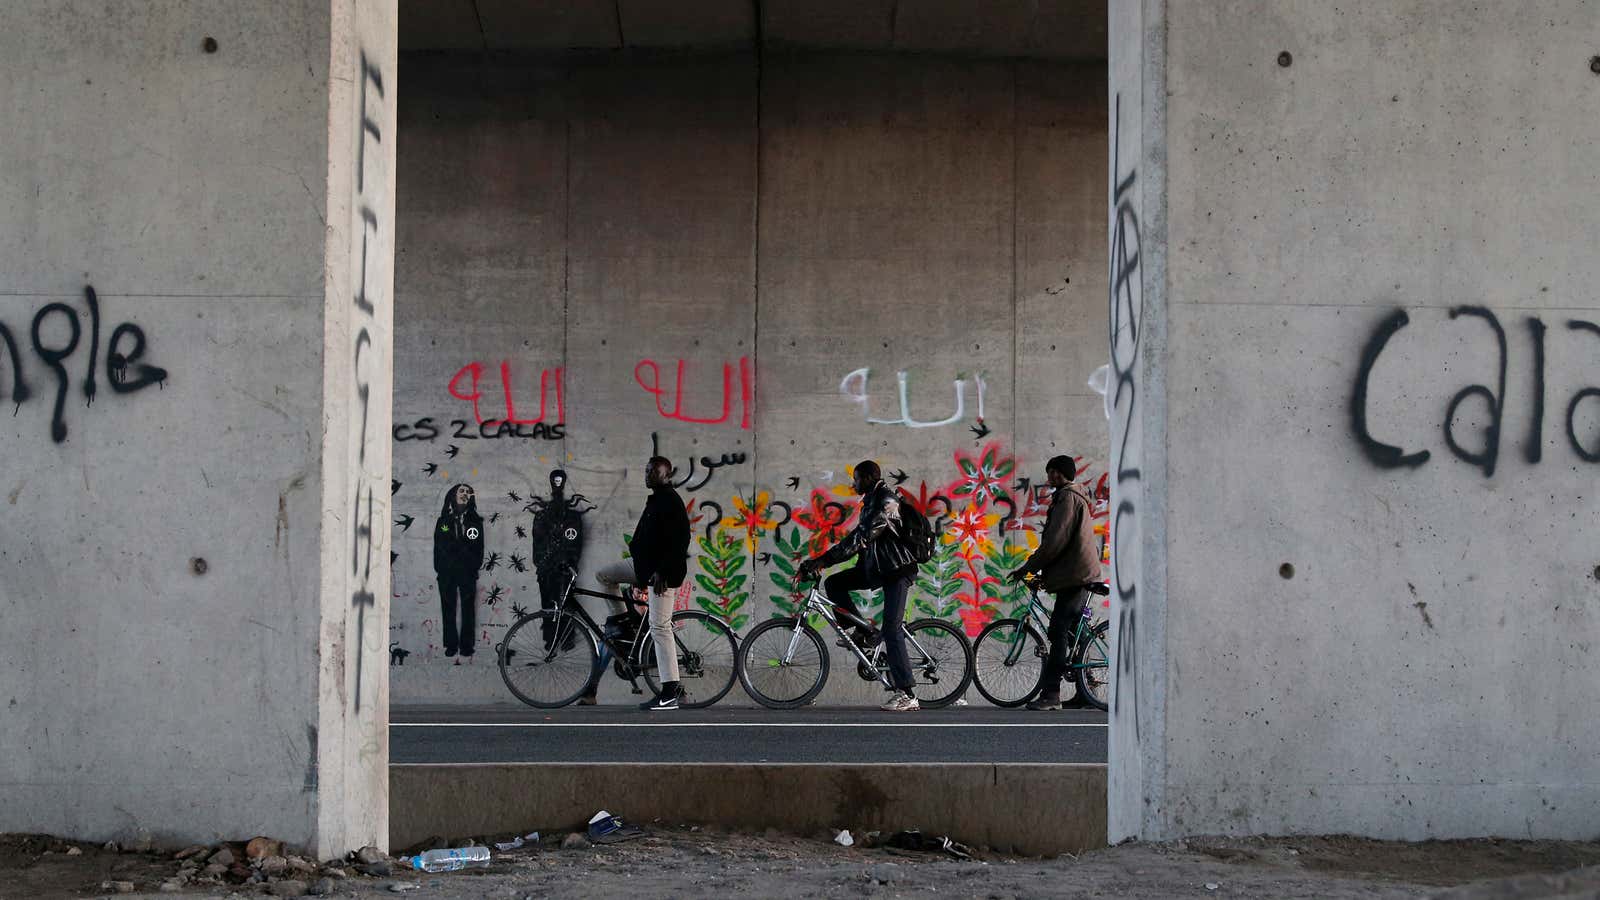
949, 442, 1015, 507
792, 488, 856, 556
723, 491, 778, 554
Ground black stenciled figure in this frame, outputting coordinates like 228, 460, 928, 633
528, 469, 590, 648
433, 483, 485, 659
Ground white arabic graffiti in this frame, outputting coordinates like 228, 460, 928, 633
838, 368, 987, 429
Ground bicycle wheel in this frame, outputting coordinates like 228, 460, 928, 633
738, 617, 829, 709
640, 611, 740, 709
972, 618, 1046, 708
1074, 621, 1111, 711
902, 618, 973, 709
498, 611, 600, 708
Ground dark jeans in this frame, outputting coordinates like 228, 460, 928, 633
824, 564, 916, 693
438, 575, 477, 655
1039, 586, 1089, 695
536, 568, 565, 644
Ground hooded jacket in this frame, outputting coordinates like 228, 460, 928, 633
1021, 482, 1101, 593
815, 481, 919, 579
433, 485, 486, 579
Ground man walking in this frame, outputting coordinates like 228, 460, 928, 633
1009, 455, 1102, 710
596, 456, 690, 710
799, 461, 922, 712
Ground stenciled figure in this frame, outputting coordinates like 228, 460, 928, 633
527, 468, 591, 649
433, 483, 485, 659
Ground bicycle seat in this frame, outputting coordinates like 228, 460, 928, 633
1085, 582, 1110, 596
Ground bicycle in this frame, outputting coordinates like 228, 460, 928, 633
496, 567, 739, 709
970, 574, 1111, 710
737, 575, 974, 709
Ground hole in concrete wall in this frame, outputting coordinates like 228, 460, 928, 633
1279, 563, 1295, 579
202, 36, 218, 53
190, 557, 209, 576
1591, 55, 1600, 75
1277, 51, 1293, 67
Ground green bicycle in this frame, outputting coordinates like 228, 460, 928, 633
971, 575, 1111, 709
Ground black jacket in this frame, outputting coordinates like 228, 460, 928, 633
816, 481, 919, 579
531, 492, 585, 572
433, 486, 485, 579
630, 486, 690, 589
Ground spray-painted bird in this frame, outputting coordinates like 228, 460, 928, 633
423, 462, 439, 476
757, 552, 773, 565
390, 551, 399, 565
970, 420, 991, 441
445, 444, 461, 458
394, 514, 415, 531
391, 479, 402, 495
889, 469, 909, 485
786, 476, 800, 490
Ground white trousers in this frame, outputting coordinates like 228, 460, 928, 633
594, 561, 678, 684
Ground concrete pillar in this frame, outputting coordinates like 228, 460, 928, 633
1109, 0, 1600, 840
0, 1, 396, 857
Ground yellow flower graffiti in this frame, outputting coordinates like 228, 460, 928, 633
722, 490, 778, 554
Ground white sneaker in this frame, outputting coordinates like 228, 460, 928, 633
879, 691, 920, 712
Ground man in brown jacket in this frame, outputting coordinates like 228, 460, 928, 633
1009, 455, 1102, 710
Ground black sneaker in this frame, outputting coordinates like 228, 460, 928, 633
642, 692, 679, 711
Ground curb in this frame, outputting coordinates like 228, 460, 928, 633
391, 762, 1107, 857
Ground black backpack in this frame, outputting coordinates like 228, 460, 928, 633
895, 490, 939, 564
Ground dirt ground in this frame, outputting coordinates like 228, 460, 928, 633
5, 828, 1600, 900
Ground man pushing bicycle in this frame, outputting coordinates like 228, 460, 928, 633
1008, 454, 1102, 710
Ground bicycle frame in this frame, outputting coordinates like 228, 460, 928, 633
784, 582, 941, 689
1002, 583, 1096, 672
548, 568, 732, 683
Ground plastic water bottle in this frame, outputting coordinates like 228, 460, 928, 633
409, 847, 491, 873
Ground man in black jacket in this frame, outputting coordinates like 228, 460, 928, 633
799, 460, 922, 712
596, 456, 691, 709
433, 483, 485, 659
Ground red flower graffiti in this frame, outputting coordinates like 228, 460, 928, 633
792, 489, 857, 556
949, 442, 1015, 507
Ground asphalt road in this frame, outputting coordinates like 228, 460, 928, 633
391, 705, 1107, 764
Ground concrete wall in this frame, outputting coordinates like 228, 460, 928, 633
1111, 0, 1600, 840
389, 51, 1110, 705
391, 762, 1107, 856
0, 0, 395, 856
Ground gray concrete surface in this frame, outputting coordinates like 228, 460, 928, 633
387, 49, 1111, 709
390, 704, 1109, 763
390, 762, 1108, 856
0, 0, 395, 857
1109, 0, 1600, 841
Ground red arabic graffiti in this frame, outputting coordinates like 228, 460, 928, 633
448, 361, 565, 426
634, 357, 753, 429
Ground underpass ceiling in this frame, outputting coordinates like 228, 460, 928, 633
400, 0, 1107, 59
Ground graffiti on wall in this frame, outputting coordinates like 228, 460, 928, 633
1352, 307, 1600, 476
1107, 92, 1143, 729
1, 285, 169, 443
839, 367, 988, 432
348, 49, 389, 714
634, 357, 754, 429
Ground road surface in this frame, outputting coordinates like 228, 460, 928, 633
391, 705, 1107, 764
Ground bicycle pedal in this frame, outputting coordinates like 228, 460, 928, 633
631, 687, 643, 694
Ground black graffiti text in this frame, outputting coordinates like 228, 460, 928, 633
1351, 306, 1600, 476
0, 285, 169, 443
